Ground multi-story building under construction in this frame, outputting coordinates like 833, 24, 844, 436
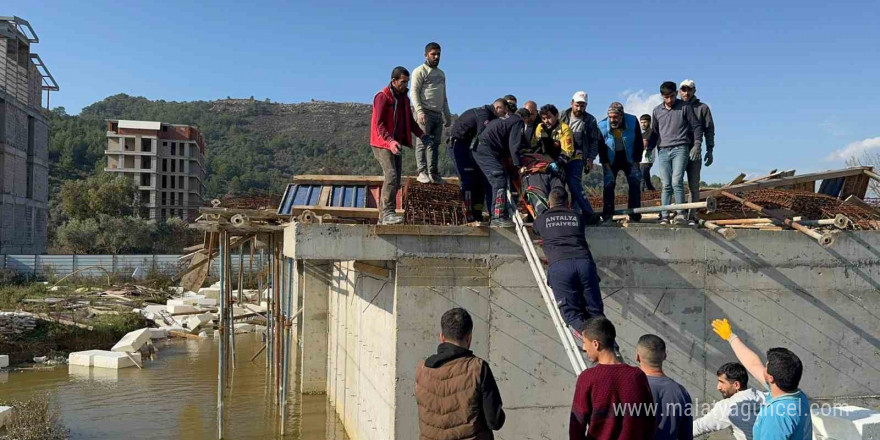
0, 16, 58, 254
104, 120, 207, 221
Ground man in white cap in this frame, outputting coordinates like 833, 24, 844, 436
679, 79, 715, 225
559, 91, 602, 223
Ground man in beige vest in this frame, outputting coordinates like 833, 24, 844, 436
415, 308, 506, 440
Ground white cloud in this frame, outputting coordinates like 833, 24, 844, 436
825, 137, 880, 162
620, 90, 663, 119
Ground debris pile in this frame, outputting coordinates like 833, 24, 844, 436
0, 312, 36, 336
716, 189, 880, 230
589, 190, 661, 209
403, 180, 469, 226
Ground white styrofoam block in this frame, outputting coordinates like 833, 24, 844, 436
198, 331, 209, 339
232, 306, 249, 317
148, 328, 168, 339
68, 350, 104, 367
163, 325, 186, 334
186, 313, 213, 334
143, 305, 166, 315
111, 328, 151, 352
166, 304, 197, 314
198, 288, 220, 297
197, 298, 218, 307
0, 405, 12, 428
92, 351, 142, 369
244, 303, 267, 314
166, 299, 187, 306
0, 355, 9, 368
812, 405, 880, 440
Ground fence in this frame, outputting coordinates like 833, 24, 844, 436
0, 254, 266, 278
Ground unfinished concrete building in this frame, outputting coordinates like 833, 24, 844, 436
104, 120, 207, 221
0, 16, 58, 254
192, 169, 880, 440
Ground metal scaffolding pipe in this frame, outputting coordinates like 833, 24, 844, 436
614, 197, 717, 216
217, 231, 226, 439
719, 191, 835, 247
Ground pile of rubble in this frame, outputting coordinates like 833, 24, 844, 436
715, 189, 880, 230
0, 312, 36, 336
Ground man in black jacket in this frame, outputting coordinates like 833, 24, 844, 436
680, 79, 716, 225
474, 99, 526, 227
448, 103, 498, 221
415, 308, 506, 440
533, 189, 604, 340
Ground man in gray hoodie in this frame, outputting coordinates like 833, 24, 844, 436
679, 79, 715, 225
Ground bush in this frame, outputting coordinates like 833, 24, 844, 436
0, 394, 69, 440
0, 268, 25, 286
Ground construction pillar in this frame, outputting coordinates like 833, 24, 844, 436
299, 260, 331, 394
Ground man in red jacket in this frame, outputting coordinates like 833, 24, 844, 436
371, 66, 431, 225
570, 317, 656, 440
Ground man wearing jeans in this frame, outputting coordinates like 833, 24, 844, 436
647, 81, 703, 224
411, 42, 452, 184
680, 79, 715, 225
370, 66, 430, 225
560, 91, 601, 221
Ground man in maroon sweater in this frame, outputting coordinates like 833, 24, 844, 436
570, 317, 656, 440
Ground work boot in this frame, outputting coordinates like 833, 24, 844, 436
430, 173, 444, 184
629, 213, 642, 222
379, 213, 404, 225
490, 218, 514, 228
417, 173, 431, 184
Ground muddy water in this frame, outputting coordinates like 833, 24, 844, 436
0, 334, 348, 440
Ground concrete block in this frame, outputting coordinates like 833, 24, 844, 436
0, 405, 12, 428
143, 304, 166, 315
92, 351, 142, 369
111, 328, 151, 352
166, 304, 197, 314
148, 328, 168, 339
812, 405, 880, 440
68, 349, 104, 367
234, 323, 254, 334
0, 354, 9, 368
243, 303, 267, 314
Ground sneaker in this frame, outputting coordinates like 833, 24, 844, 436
673, 217, 688, 226
416, 173, 431, 184
659, 218, 670, 225
490, 218, 514, 228
687, 219, 697, 227
430, 173, 444, 184
379, 213, 404, 225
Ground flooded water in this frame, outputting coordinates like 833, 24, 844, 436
0, 334, 348, 440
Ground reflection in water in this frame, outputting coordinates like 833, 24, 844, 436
0, 334, 348, 440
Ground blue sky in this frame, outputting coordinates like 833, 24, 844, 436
15, 0, 880, 183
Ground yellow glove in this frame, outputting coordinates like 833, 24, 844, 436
712, 318, 733, 341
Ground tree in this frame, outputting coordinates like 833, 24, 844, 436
95, 215, 152, 254
58, 173, 136, 221
54, 218, 100, 254
847, 151, 880, 197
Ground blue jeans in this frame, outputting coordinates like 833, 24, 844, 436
655, 145, 688, 218
565, 160, 594, 215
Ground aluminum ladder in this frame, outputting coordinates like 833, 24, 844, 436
507, 190, 587, 374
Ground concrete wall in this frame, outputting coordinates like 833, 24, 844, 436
326, 261, 397, 440
288, 224, 880, 440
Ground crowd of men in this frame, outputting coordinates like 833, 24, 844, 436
416, 308, 812, 440
369, 42, 715, 227
388, 42, 812, 440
